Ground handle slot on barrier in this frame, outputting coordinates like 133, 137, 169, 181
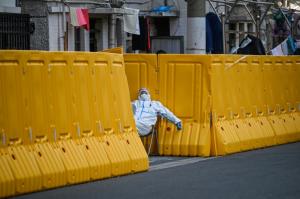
82, 130, 93, 137
123, 126, 133, 133
9, 137, 22, 146
35, 135, 48, 143
218, 115, 226, 121
233, 113, 239, 119
267, 106, 275, 115
59, 133, 71, 140
246, 112, 252, 117
256, 107, 264, 116
104, 128, 113, 135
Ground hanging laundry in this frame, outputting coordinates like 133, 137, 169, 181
271, 43, 284, 55
70, 7, 90, 31
271, 35, 296, 55
287, 35, 297, 54
281, 38, 289, 55
124, 7, 140, 35
206, 12, 223, 54
237, 35, 266, 55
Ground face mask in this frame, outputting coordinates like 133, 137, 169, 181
140, 93, 150, 101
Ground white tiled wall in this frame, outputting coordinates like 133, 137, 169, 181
48, 13, 64, 51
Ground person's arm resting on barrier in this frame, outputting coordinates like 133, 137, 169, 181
153, 101, 182, 130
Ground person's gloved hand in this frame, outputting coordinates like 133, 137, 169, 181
176, 122, 182, 131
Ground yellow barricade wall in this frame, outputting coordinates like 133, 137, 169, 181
0, 51, 148, 198
124, 54, 300, 157
124, 54, 211, 157
158, 55, 211, 157
210, 55, 300, 156
124, 54, 158, 101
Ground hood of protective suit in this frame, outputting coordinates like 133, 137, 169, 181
138, 88, 151, 101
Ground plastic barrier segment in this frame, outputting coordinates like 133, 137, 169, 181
252, 117, 276, 147
212, 120, 241, 155
52, 139, 90, 184
268, 115, 289, 144
243, 118, 266, 149
76, 136, 111, 180
290, 112, 300, 141
0, 149, 15, 198
278, 114, 300, 143
231, 119, 255, 151
32, 142, 66, 189
194, 122, 210, 157
156, 121, 211, 157
6, 145, 42, 194
99, 134, 131, 176
102, 47, 123, 54
124, 54, 158, 101
121, 131, 149, 172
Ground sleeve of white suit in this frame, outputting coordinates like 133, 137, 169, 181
131, 100, 138, 114
153, 101, 181, 124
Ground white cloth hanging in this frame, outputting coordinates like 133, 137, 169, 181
123, 7, 140, 35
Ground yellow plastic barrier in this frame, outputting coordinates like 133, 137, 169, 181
124, 54, 159, 100
210, 55, 300, 156
100, 133, 131, 176
125, 54, 300, 157
157, 55, 211, 157
0, 51, 148, 198
124, 54, 211, 157
76, 135, 111, 180
0, 150, 15, 198
6, 145, 42, 194
102, 47, 123, 54
111, 54, 149, 171
33, 141, 67, 189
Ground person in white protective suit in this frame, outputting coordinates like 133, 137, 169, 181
131, 88, 182, 136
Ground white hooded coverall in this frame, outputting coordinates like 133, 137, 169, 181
132, 99, 181, 136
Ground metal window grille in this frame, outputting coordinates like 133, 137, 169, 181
0, 13, 30, 50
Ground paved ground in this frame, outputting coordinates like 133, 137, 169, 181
13, 142, 300, 199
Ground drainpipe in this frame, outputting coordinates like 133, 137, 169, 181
109, 14, 117, 48
186, 0, 206, 54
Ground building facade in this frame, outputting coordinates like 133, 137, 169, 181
0, 0, 299, 53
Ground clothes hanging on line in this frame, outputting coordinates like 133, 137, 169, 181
123, 7, 140, 35
206, 12, 223, 54
69, 7, 90, 31
271, 35, 296, 55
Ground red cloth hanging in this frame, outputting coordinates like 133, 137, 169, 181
147, 17, 151, 50
70, 8, 90, 31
